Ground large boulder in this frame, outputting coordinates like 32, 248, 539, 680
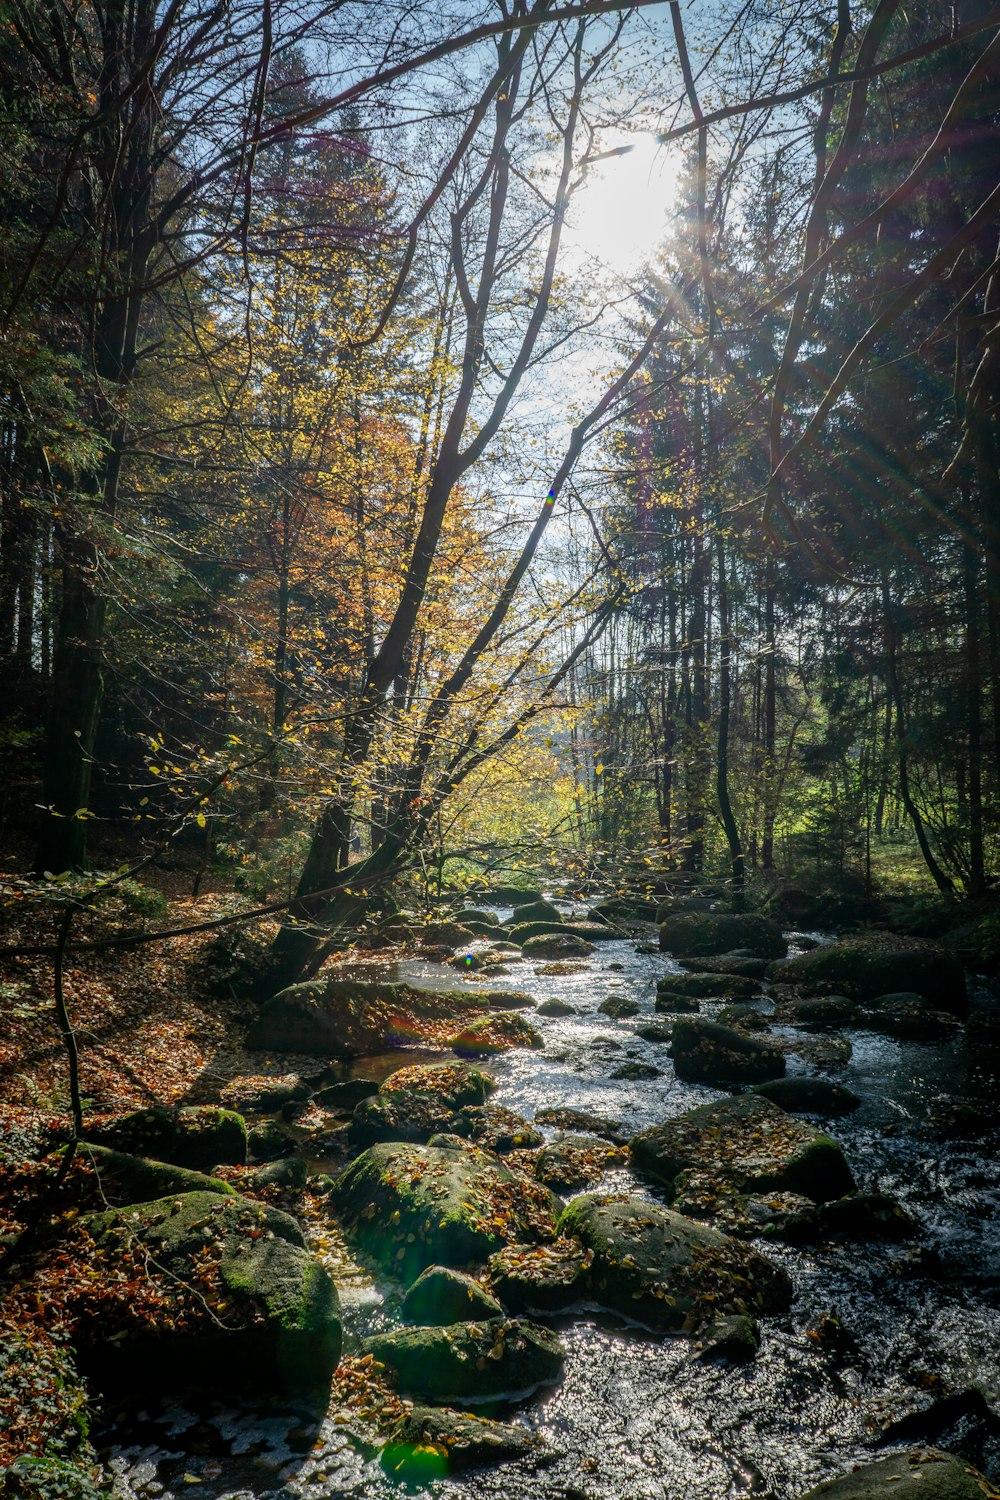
520, 932, 594, 959
679, 955, 768, 979
657, 973, 761, 1001
329, 1142, 559, 1281
486, 1238, 592, 1312
793, 1450, 991, 1500
381, 1060, 496, 1108
630, 1094, 855, 1203
245, 979, 430, 1057
70, 1143, 237, 1204
77, 1191, 340, 1390
670, 1017, 786, 1084
776, 936, 966, 1014
861, 993, 962, 1041
449, 1012, 543, 1055
349, 1088, 460, 1147
86, 1105, 247, 1172
508, 899, 562, 924
660, 913, 787, 960
559, 1194, 792, 1332
533, 1134, 628, 1192
401, 1266, 503, 1324
364, 1318, 564, 1402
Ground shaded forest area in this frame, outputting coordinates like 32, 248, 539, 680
0, 0, 998, 959
2, 1, 1000, 1494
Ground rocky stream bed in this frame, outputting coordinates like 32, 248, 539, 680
92, 910, 1000, 1500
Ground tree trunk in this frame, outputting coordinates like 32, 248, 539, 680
716, 535, 745, 905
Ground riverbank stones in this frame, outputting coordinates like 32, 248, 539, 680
363, 1317, 564, 1401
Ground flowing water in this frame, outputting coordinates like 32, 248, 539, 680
99, 916, 1000, 1500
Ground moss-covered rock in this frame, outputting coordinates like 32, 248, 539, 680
449, 1013, 543, 1056
716, 1003, 770, 1030
657, 973, 761, 1001
381, 1061, 495, 1108
533, 1133, 627, 1191
771, 996, 860, 1029
778, 1192, 918, 1243
364, 1317, 564, 1402
67, 1143, 236, 1204
329, 1142, 559, 1281
87, 1106, 247, 1172
77, 1191, 340, 1390
793, 1449, 990, 1500
630, 1094, 855, 1203
536, 998, 578, 1017
452, 908, 500, 927
247, 1119, 296, 1162
660, 913, 787, 960
679, 955, 768, 979
776, 936, 967, 1013
654, 991, 701, 1014
520, 933, 594, 960
508, 899, 562, 924
860, 993, 962, 1041
400, 1266, 502, 1325
598, 995, 641, 1018
486, 1237, 592, 1313
245, 979, 489, 1058
380, 1405, 541, 1479
696, 1312, 760, 1363
752, 1077, 861, 1115
670, 1017, 786, 1085
459, 1105, 543, 1153
559, 1193, 792, 1332
349, 1088, 461, 1147
533, 1106, 627, 1143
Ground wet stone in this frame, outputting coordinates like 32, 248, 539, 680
533, 1134, 629, 1192
636, 1021, 676, 1043
670, 1016, 786, 1085
609, 1060, 663, 1081
329, 1142, 559, 1281
559, 1192, 792, 1332
380, 1060, 496, 1108
793, 1448, 992, 1500
536, 998, 579, 1016
533, 1107, 628, 1144
460, 1104, 544, 1153
363, 1317, 565, 1402
450, 1012, 544, 1056
630, 1093, 855, 1204
696, 1312, 761, 1363
654, 991, 701, 1014
598, 995, 641, 1018
487, 1237, 593, 1313
657, 972, 761, 1001
400, 1266, 503, 1325
380, 1405, 543, 1479
753, 1077, 861, 1115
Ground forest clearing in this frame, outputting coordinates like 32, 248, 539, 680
1, 2, 999, 1498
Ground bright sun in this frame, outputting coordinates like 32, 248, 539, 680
567, 134, 678, 277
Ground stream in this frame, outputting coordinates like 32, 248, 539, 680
98, 915, 1000, 1500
